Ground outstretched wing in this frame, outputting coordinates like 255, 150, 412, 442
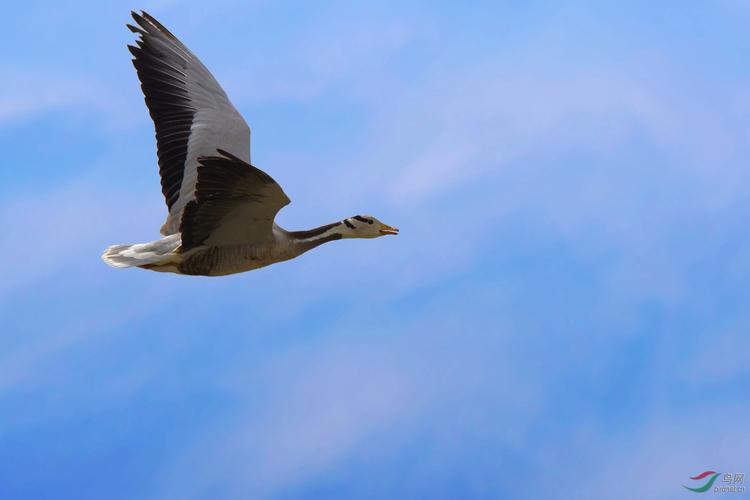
127, 11, 251, 236
179, 150, 290, 252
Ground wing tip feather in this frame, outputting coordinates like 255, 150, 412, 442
140, 10, 179, 41
126, 23, 145, 35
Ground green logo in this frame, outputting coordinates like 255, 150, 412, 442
684, 471, 720, 493
683, 471, 745, 494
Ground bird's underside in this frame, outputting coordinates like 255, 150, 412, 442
101, 11, 397, 276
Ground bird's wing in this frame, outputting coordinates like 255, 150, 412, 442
127, 10, 251, 236
179, 150, 290, 251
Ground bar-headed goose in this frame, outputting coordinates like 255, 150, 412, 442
102, 11, 398, 276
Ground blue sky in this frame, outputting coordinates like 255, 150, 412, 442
2, 1, 750, 498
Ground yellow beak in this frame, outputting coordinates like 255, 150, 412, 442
379, 224, 399, 235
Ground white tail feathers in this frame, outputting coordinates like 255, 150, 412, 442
101, 234, 181, 269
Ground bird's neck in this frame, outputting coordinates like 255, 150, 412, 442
287, 221, 346, 253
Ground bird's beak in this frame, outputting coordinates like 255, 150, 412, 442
379, 224, 399, 235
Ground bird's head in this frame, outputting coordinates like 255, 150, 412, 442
341, 215, 399, 238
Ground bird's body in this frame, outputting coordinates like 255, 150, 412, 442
111, 224, 339, 276
102, 11, 397, 276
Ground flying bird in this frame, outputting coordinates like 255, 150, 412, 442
102, 11, 398, 276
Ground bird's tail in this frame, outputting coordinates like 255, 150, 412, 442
101, 234, 181, 269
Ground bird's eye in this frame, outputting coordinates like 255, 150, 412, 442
367, 219, 373, 224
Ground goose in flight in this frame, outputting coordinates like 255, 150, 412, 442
102, 11, 398, 276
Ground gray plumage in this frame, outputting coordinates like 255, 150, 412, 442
102, 11, 397, 277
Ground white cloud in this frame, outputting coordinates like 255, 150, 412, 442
153, 297, 537, 499
561, 409, 750, 500
369, 70, 677, 205
0, 67, 86, 124
0, 174, 161, 296
217, 7, 414, 105
0, 65, 138, 129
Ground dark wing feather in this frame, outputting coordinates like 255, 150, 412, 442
128, 11, 251, 235
179, 150, 290, 251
